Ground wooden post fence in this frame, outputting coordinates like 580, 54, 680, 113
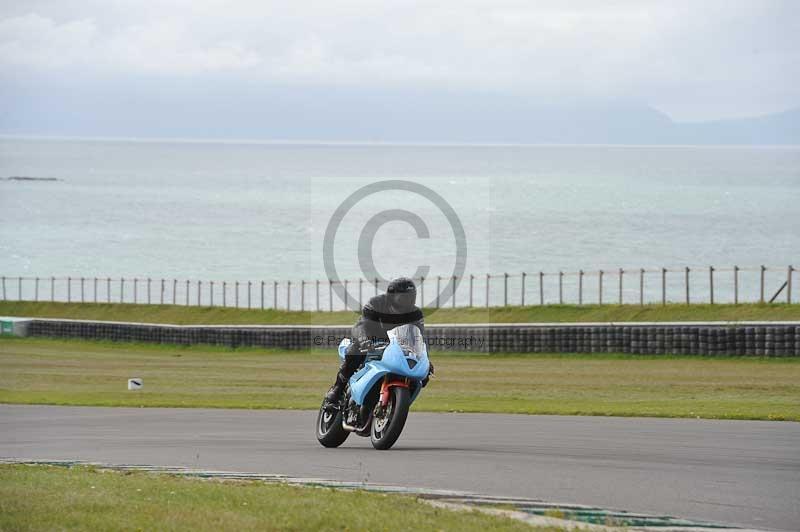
709, 266, 715, 304
599, 270, 604, 305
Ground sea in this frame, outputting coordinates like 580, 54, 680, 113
1, 137, 798, 308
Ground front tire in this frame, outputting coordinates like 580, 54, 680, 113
370, 386, 410, 450
316, 400, 349, 448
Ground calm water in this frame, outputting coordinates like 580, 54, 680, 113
1, 138, 798, 308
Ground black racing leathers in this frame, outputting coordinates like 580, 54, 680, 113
340, 294, 425, 379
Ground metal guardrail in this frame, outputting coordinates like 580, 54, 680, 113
0, 265, 795, 311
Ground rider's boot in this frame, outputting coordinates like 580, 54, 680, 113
324, 371, 347, 405
324, 340, 364, 407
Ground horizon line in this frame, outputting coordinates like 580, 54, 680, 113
1, 134, 798, 149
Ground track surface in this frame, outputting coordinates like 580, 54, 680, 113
1, 405, 798, 530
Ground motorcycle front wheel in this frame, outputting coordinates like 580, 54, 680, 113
316, 400, 350, 448
370, 386, 410, 450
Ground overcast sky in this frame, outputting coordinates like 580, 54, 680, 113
1, 1, 798, 140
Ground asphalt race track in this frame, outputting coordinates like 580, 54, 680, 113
1, 405, 798, 530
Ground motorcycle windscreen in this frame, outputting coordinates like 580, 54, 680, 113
387, 324, 425, 358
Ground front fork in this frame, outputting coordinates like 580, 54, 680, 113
378, 375, 410, 408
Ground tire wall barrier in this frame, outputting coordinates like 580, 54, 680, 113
20, 320, 800, 356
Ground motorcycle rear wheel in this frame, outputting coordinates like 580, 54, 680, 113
370, 386, 410, 450
316, 400, 349, 448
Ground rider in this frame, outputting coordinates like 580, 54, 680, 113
325, 276, 433, 405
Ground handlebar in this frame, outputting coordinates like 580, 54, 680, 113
359, 341, 389, 354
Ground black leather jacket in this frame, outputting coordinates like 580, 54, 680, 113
352, 293, 425, 342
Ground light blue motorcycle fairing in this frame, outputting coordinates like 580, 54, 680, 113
337, 338, 429, 406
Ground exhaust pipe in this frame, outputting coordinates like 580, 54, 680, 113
342, 413, 372, 433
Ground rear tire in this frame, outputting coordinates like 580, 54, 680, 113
316, 400, 349, 448
370, 386, 410, 450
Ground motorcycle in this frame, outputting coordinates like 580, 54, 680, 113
316, 323, 430, 450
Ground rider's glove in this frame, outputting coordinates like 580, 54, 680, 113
357, 336, 373, 354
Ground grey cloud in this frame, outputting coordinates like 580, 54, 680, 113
0, 0, 798, 135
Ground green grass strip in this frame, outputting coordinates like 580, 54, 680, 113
2, 336, 798, 420
0, 464, 556, 531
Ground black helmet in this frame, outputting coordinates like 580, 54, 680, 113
387, 277, 416, 312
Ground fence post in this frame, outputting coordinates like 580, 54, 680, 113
374, 278, 378, 296
248, 281, 252, 309
1, 276, 4, 300
222, 281, 227, 307
789, 265, 794, 304
343, 280, 348, 309
160, 278, 165, 305
661, 268, 666, 306
172, 279, 177, 305
6, 276, 15, 301
485, 274, 490, 307
286, 281, 291, 310
618, 268, 623, 304
315, 280, 319, 311
578, 270, 583, 305
734, 266, 739, 305
521, 272, 526, 306
35, 277, 39, 301
185, 280, 190, 306
685, 267, 690, 305
80, 277, 85, 303
107, 277, 111, 303
503, 273, 508, 306
276, 281, 280, 310
119, 278, 123, 304
639, 269, 644, 306
760, 265, 766, 303
469, 274, 474, 307
328, 280, 332, 311
452, 275, 457, 308
93, 277, 97, 303
197, 280, 201, 306
539, 272, 544, 305
598, 270, 603, 305
709, 266, 715, 305
558, 271, 563, 304
358, 278, 363, 308
436, 276, 441, 308
68, 277, 71, 302
235, 281, 239, 308
262, 281, 266, 310
210, 281, 214, 307
133, 278, 137, 304
52, 277, 56, 302
18, 277, 22, 301
420, 276, 425, 308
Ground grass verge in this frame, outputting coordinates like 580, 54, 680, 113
0, 464, 550, 531
1, 300, 799, 325
1, 337, 798, 420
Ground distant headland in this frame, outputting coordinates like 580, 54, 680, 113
1, 176, 60, 182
